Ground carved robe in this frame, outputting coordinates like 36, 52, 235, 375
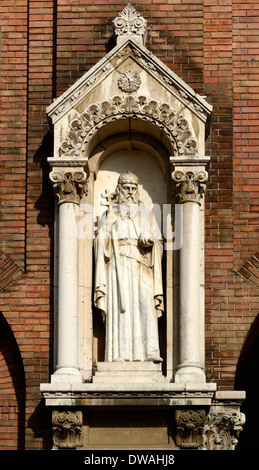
94, 203, 163, 362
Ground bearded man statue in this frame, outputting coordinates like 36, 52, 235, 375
94, 171, 164, 363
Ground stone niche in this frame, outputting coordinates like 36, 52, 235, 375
41, 4, 245, 450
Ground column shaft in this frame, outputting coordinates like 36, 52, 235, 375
176, 200, 205, 382
53, 202, 81, 382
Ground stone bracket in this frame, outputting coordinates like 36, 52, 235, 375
52, 409, 83, 450
202, 411, 246, 450
175, 408, 207, 449
174, 407, 246, 450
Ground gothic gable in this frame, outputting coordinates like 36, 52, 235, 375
46, 4, 212, 161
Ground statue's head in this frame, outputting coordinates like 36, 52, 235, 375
115, 171, 140, 204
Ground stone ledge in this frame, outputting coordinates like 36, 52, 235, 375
40, 381, 217, 393
40, 384, 245, 410
40, 382, 221, 407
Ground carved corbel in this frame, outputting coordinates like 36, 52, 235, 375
202, 411, 246, 450
52, 410, 83, 450
175, 409, 206, 449
49, 169, 88, 205
172, 168, 208, 204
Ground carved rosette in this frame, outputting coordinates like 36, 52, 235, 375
118, 71, 141, 92
172, 169, 208, 204
175, 409, 206, 449
52, 410, 83, 450
113, 4, 147, 44
202, 412, 246, 450
49, 170, 88, 205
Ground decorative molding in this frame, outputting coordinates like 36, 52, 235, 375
52, 410, 83, 449
172, 168, 208, 203
49, 170, 88, 205
59, 95, 198, 158
202, 412, 246, 450
175, 409, 206, 449
117, 71, 141, 92
42, 390, 215, 400
113, 4, 147, 44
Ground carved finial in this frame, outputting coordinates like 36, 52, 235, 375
113, 4, 147, 45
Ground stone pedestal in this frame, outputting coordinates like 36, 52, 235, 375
40, 382, 245, 450
93, 362, 165, 384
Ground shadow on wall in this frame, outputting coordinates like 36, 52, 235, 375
235, 312, 259, 450
0, 312, 26, 450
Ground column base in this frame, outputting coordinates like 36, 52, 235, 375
174, 364, 206, 383
51, 366, 83, 384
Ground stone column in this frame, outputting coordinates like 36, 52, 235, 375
171, 158, 209, 383
49, 166, 88, 383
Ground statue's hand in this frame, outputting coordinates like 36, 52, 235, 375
139, 237, 153, 247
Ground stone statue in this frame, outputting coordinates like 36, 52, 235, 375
94, 171, 164, 363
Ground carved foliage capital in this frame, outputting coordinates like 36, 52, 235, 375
52, 410, 83, 449
172, 168, 208, 203
202, 411, 246, 450
175, 409, 206, 449
49, 170, 88, 204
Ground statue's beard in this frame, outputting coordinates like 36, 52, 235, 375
117, 190, 139, 205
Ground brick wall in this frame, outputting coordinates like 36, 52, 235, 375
204, 0, 259, 390
0, 0, 259, 449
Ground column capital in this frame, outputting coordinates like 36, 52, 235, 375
48, 155, 89, 205
171, 167, 208, 204
170, 156, 210, 204
49, 168, 88, 205
202, 411, 246, 450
